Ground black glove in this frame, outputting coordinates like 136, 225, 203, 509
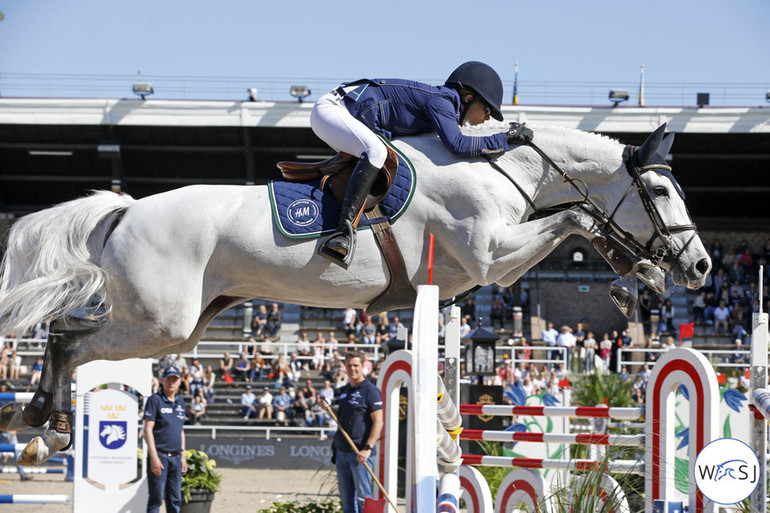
505, 122, 533, 145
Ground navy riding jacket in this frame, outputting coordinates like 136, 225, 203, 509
340, 78, 508, 157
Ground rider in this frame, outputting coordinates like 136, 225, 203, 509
310, 61, 534, 268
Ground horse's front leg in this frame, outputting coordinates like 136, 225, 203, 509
17, 331, 73, 465
482, 208, 608, 285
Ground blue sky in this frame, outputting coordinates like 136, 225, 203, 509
0, 0, 768, 105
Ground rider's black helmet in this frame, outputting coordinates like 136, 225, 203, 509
445, 61, 504, 121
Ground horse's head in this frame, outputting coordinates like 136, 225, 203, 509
608, 124, 711, 289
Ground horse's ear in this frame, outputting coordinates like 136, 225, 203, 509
656, 131, 675, 159
634, 123, 667, 166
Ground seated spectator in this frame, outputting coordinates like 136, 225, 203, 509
240, 385, 257, 419
312, 333, 326, 371
265, 303, 282, 340
156, 354, 173, 379
7, 350, 20, 381
318, 379, 335, 406
250, 352, 266, 382
713, 300, 731, 334
361, 317, 377, 345
388, 317, 405, 341
618, 366, 630, 382
252, 304, 268, 340
306, 398, 327, 427
219, 351, 234, 379
644, 337, 658, 364
189, 358, 204, 397
271, 354, 292, 387
662, 336, 676, 351
30, 356, 44, 386
376, 316, 390, 342
202, 365, 216, 403
189, 389, 206, 425
326, 332, 339, 357
293, 389, 310, 424
179, 366, 192, 397
289, 353, 303, 382
297, 331, 311, 358
234, 352, 251, 382
272, 385, 293, 426
257, 387, 274, 419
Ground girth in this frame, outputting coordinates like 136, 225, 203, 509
276, 148, 416, 314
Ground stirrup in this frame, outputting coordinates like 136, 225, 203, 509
318, 220, 357, 269
609, 274, 638, 318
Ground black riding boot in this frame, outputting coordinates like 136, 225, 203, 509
318, 153, 380, 269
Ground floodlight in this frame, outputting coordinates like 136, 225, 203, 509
608, 89, 629, 107
290, 85, 311, 103
132, 82, 154, 100
247, 88, 258, 102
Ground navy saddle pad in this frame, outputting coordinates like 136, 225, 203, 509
269, 151, 415, 239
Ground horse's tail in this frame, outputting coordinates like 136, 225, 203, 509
0, 191, 136, 335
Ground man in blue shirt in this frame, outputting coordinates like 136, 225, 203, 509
144, 366, 187, 513
330, 350, 383, 513
311, 61, 533, 268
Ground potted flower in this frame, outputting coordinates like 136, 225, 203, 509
180, 449, 222, 513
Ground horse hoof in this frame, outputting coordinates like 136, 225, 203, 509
0, 403, 29, 431
17, 430, 70, 466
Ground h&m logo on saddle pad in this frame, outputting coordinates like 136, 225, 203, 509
269, 147, 416, 239
287, 199, 320, 227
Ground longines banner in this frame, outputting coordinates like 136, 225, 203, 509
186, 436, 334, 470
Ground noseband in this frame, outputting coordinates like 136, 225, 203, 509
485, 141, 698, 266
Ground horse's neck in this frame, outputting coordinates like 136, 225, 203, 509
504, 128, 627, 212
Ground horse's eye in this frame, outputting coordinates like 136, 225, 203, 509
653, 186, 668, 197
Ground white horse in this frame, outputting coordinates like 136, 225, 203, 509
0, 123, 710, 464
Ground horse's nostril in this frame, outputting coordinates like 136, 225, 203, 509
696, 258, 711, 274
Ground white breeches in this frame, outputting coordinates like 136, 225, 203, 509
310, 91, 388, 168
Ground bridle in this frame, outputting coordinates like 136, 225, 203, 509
483, 141, 699, 267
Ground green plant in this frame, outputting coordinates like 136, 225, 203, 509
181, 449, 222, 503
258, 498, 342, 512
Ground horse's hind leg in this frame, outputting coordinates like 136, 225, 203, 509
0, 337, 56, 432
17, 332, 73, 465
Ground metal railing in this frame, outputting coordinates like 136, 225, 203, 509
1, 72, 767, 107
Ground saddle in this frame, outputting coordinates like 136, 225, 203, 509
277, 147, 400, 212
276, 148, 416, 314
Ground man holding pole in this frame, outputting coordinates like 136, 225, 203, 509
328, 350, 383, 513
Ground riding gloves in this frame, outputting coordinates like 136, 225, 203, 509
505, 122, 534, 145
